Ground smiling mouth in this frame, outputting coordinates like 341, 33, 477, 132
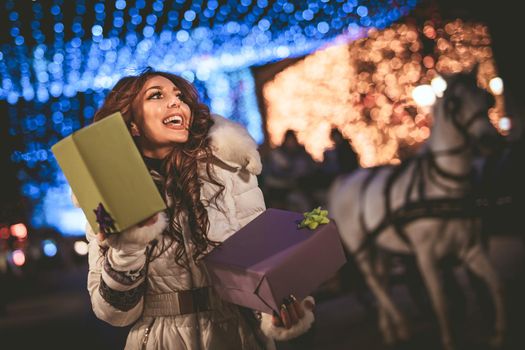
162, 115, 186, 130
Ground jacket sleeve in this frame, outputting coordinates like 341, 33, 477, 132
206, 114, 265, 232
204, 162, 266, 243
231, 168, 266, 228
86, 214, 167, 326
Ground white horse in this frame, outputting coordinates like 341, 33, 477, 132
328, 69, 505, 350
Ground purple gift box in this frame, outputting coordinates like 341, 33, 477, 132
204, 208, 347, 314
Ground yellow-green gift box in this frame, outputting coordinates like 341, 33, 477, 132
51, 112, 166, 234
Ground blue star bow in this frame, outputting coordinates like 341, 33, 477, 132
93, 203, 116, 235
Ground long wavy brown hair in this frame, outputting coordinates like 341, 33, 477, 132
94, 69, 223, 265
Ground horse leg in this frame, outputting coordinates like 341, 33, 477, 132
374, 252, 396, 345
415, 250, 456, 350
461, 244, 506, 348
355, 251, 411, 343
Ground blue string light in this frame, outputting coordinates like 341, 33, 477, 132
0, 0, 418, 235
1, 0, 416, 104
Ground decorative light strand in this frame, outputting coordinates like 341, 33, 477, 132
0, 0, 417, 103
1, 0, 419, 236
264, 20, 504, 166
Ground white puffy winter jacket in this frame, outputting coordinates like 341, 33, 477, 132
84, 115, 314, 350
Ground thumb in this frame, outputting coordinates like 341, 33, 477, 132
96, 231, 106, 243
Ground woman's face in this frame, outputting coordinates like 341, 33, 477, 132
131, 75, 192, 159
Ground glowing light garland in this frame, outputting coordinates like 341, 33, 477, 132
0, 0, 417, 103
0, 0, 418, 235
264, 20, 505, 166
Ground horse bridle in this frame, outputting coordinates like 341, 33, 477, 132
355, 81, 490, 255
427, 81, 493, 185
438, 76, 493, 153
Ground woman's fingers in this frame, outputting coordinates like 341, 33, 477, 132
271, 311, 283, 327
289, 295, 305, 318
272, 295, 314, 329
286, 298, 299, 325
280, 304, 291, 329
96, 231, 106, 242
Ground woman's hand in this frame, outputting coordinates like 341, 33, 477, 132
271, 294, 315, 329
260, 294, 315, 341
96, 213, 160, 243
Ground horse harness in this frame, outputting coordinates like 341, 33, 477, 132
356, 153, 480, 255
355, 79, 490, 256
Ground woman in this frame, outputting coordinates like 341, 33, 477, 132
81, 70, 315, 349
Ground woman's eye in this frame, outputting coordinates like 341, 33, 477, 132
148, 91, 162, 99
176, 92, 184, 100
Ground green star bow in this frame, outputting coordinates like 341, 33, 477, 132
297, 207, 330, 230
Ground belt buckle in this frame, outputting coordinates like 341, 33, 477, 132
177, 290, 194, 315
177, 288, 210, 314
193, 287, 210, 312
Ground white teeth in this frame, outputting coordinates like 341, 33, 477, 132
163, 115, 183, 125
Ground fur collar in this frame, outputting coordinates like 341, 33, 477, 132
208, 114, 262, 175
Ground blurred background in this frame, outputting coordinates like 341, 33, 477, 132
1, 0, 524, 349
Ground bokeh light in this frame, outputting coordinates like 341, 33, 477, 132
264, 20, 505, 166
431, 76, 447, 97
412, 85, 436, 107
0, 0, 418, 235
10, 223, 28, 240
73, 240, 89, 256
42, 239, 58, 257
12, 249, 26, 266
498, 116, 511, 132
489, 77, 503, 95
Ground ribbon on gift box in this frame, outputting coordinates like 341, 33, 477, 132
297, 207, 330, 230
93, 203, 117, 235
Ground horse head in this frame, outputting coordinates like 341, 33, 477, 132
437, 66, 504, 154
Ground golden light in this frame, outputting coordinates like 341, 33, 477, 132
431, 76, 447, 97
264, 44, 353, 161
489, 77, 504, 95
10, 223, 28, 240
263, 19, 505, 167
412, 85, 436, 107
74, 240, 89, 256
498, 116, 512, 133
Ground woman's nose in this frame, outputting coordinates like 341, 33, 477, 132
168, 95, 181, 108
